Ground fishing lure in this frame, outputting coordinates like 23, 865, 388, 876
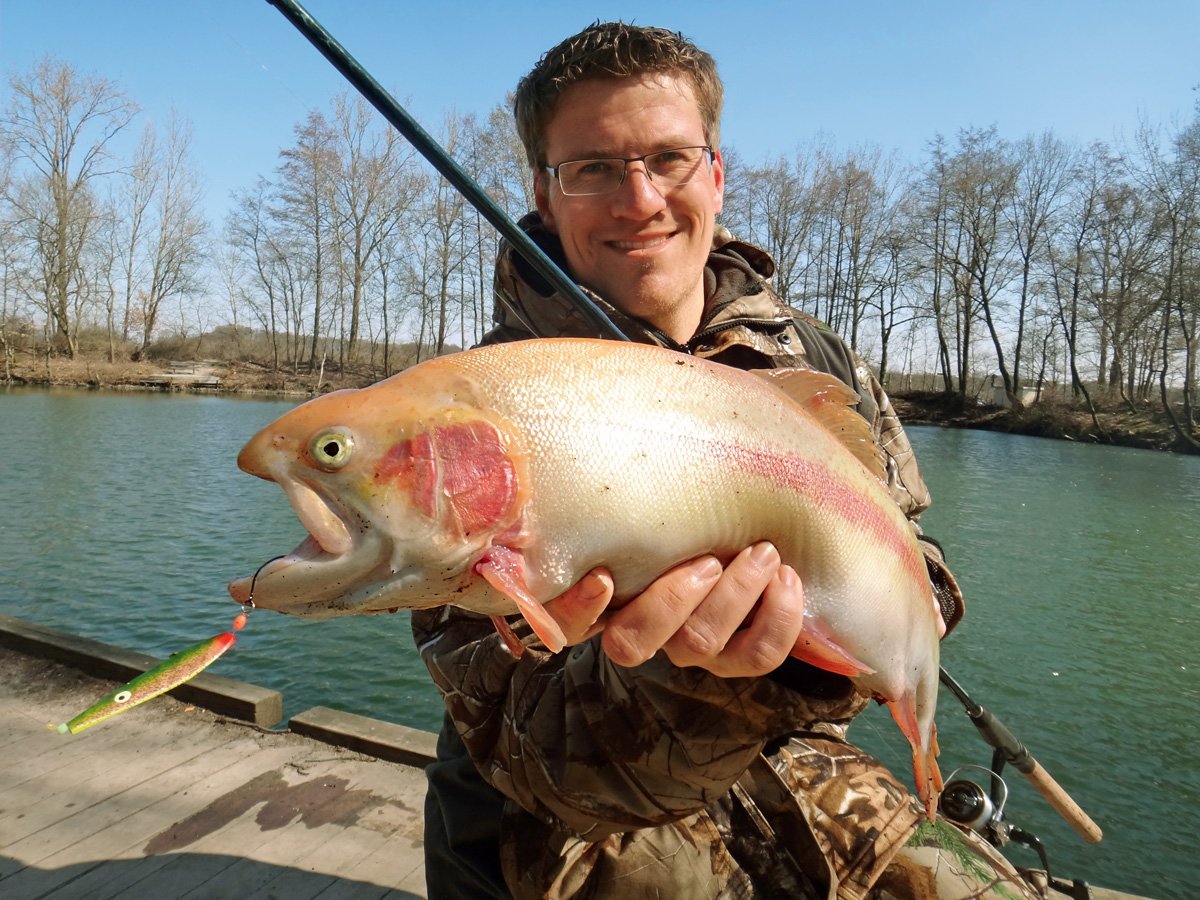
55, 604, 255, 734
56, 624, 241, 734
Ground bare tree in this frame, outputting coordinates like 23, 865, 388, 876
132, 114, 207, 356
476, 97, 536, 219
911, 136, 960, 392
113, 121, 156, 347
731, 146, 826, 310
1131, 117, 1200, 447
227, 180, 292, 370
329, 93, 416, 365
2, 57, 137, 356
944, 127, 1020, 402
1006, 132, 1075, 402
1082, 156, 1163, 405
277, 110, 337, 371
1046, 144, 1109, 430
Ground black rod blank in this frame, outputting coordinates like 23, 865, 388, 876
265, 0, 629, 342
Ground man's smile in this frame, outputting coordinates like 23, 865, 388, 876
608, 232, 676, 253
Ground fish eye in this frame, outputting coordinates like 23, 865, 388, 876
310, 430, 355, 471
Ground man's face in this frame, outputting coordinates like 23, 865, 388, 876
534, 74, 725, 342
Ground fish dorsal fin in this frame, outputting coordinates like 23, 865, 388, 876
752, 367, 887, 484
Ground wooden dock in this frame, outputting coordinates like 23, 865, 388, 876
0, 618, 1154, 900
0, 619, 434, 899
136, 361, 223, 390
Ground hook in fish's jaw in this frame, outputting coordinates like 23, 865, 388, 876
227, 464, 392, 614
227, 527, 391, 616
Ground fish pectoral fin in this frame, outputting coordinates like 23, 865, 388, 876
490, 615, 526, 658
474, 546, 567, 653
789, 619, 876, 677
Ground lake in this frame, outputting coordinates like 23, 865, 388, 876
1, 386, 1196, 899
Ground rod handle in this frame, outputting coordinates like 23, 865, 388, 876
1022, 758, 1103, 843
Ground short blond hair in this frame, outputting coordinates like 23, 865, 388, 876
513, 22, 723, 170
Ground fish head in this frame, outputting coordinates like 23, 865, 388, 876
228, 367, 529, 618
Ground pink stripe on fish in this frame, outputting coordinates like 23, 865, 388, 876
707, 438, 927, 589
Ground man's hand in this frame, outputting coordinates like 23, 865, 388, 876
542, 543, 804, 678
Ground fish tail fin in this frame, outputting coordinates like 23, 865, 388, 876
887, 693, 941, 822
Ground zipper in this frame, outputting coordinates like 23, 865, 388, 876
684, 316, 795, 354
638, 316, 794, 355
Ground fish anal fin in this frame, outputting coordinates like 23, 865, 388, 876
790, 618, 876, 677
752, 367, 886, 483
887, 692, 941, 822
475, 545, 567, 653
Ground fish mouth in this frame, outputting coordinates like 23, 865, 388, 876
228, 474, 383, 617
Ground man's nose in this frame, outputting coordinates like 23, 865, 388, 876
612, 163, 667, 216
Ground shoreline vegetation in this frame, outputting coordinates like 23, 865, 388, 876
4, 350, 1195, 456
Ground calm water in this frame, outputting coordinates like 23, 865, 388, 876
1, 388, 1196, 898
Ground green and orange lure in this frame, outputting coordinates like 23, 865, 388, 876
54, 608, 250, 735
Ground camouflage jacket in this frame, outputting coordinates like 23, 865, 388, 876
412, 216, 1026, 900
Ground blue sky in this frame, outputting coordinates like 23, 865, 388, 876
2, 0, 1197, 226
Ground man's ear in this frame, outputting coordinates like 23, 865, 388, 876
711, 148, 725, 217
534, 171, 558, 233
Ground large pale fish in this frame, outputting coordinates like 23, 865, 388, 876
229, 338, 947, 814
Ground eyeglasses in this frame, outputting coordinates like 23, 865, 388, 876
545, 146, 714, 197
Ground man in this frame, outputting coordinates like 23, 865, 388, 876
413, 22, 1039, 899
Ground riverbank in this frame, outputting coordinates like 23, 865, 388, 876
5, 351, 1195, 454
889, 389, 1194, 454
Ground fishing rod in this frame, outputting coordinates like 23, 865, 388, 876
264, 0, 628, 344
266, 0, 1103, 849
938, 667, 1103, 844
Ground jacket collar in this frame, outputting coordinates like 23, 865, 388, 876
491, 214, 796, 353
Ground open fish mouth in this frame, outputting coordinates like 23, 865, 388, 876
228, 475, 380, 615
278, 474, 354, 555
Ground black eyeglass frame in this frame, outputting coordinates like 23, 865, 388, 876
544, 145, 715, 196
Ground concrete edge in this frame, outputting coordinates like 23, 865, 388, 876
0, 614, 283, 728
290, 705, 437, 768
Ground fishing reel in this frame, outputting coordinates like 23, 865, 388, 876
939, 765, 1009, 842
939, 764, 1093, 899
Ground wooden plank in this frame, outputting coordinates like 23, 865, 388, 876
309, 877, 395, 899
1, 638, 434, 899
108, 849, 243, 897
0, 717, 247, 870
334, 836, 426, 897
196, 758, 413, 892
1, 734, 215, 860
38, 742, 307, 899
0, 718, 239, 840
290, 706, 437, 767
0, 680, 185, 790
0, 705, 216, 796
